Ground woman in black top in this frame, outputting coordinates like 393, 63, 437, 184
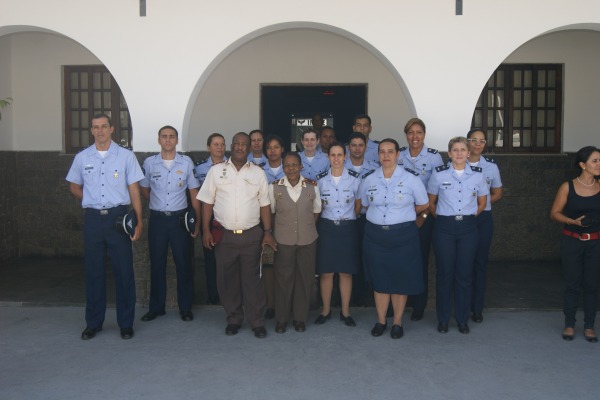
550, 146, 600, 342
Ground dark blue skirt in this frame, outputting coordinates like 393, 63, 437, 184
363, 221, 423, 295
316, 219, 359, 274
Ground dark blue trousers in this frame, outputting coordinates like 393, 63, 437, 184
433, 215, 478, 325
561, 235, 600, 329
409, 215, 435, 313
472, 210, 493, 315
84, 206, 136, 329
148, 210, 194, 315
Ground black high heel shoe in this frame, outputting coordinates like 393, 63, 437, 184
314, 311, 332, 325
584, 329, 598, 343
562, 327, 575, 341
340, 311, 356, 327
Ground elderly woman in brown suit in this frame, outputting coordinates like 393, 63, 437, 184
269, 152, 322, 333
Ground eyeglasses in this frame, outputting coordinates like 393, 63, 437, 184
468, 139, 487, 145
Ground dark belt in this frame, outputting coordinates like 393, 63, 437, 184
321, 218, 355, 226
85, 205, 127, 216
562, 229, 600, 241
438, 215, 475, 221
228, 224, 260, 234
150, 209, 187, 217
367, 220, 413, 230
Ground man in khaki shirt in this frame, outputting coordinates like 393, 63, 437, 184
197, 132, 277, 338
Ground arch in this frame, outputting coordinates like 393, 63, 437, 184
181, 21, 415, 148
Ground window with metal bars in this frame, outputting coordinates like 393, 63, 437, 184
471, 64, 562, 153
63, 65, 132, 153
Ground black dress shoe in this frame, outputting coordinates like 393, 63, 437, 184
81, 327, 102, 340
340, 312, 356, 327
458, 324, 470, 334
390, 324, 404, 339
472, 313, 483, 323
181, 311, 194, 321
275, 322, 287, 333
314, 311, 332, 325
584, 329, 598, 343
371, 322, 387, 337
437, 322, 449, 334
293, 321, 306, 332
264, 308, 275, 320
141, 311, 165, 322
410, 309, 424, 321
120, 327, 134, 340
225, 324, 241, 336
253, 326, 267, 338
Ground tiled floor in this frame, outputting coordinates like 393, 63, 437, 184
0, 257, 567, 310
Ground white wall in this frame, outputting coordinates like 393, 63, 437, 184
1, 0, 600, 152
187, 29, 411, 150
0, 35, 13, 148
506, 30, 600, 152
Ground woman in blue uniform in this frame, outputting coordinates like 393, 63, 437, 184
360, 139, 429, 338
314, 143, 362, 327
550, 146, 600, 342
427, 137, 488, 334
467, 129, 503, 323
299, 129, 330, 180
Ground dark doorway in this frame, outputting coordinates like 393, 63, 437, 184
261, 85, 367, 151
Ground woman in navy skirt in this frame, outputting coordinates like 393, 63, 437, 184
314, 143, 362, 327
360, 139, 429, 338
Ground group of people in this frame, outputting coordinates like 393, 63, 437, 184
66, 112, 599, 343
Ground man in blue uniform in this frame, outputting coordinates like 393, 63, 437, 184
398, 118, 444, 321
66, 113, 144, 340
316, 126, 336, 154
352, 114, 379, 165
139, 125, 201, 323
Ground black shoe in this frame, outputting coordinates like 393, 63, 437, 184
264, 308, 275, 320
410, 309, 424, 321
584, 329, 598, 343
253, 326, 267, 338
437, 322, 449, 334
275, 322, 287, 334
314, 311, 332, 325
81, 327, 102, 340
181, 311, 194, 321
120, 327, 134, 340
141, 311, 165, 322
371, 322, 387, 337
340, 312, 356, 327
225, 324, 240, 336
472, 313, 483, 323
390, 325, 404, 339
293, 321, 306, 332
458, 324, 470, 334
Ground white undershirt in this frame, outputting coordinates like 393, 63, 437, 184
97, 150, 108, 158
163, 159, 175, 169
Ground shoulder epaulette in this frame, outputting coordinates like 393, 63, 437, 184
304, 179, 317, 186
316, 171, 329, 180
404, 167, 420, 177
141, 167, 146, 175
427, 148, 439, 154
435, 165, 450, 172
470, 166, 483, 173
256, 161, 267, 168
118, 143, 133, 151
347, 169, 359, 178
272, 179, 283, 185
362, 169, 376, 179
399, 146, 407, 152
483, 156, 496, 164
194, 158, 209, 166
372, 139, 380, 144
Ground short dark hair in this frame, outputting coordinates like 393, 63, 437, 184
353, 114, 371, 125
158, 125, 178, 137
283, 151, 302, 166
328, 141, 346, 155
206, 133, 224, 147
249, 129, 263, 137
92, 113, 112, 127
467, 128, 485, 139
302, 129, 318, 140
265, 134, 286, 152
348, 132, 367, 145
575, 146, 600, 171
404, 118, 426, 134
378, 138, 400, 152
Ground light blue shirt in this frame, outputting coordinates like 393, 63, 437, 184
66, 141, 144, 209
248, 154, 268, 168
194, 156, 227, 186
344, 157, 379, 177
359, 166, 428, 225
317, 168, 361, 221
427, 164, 489, 216
469, 156, 502, 211
140, 153, 200, 212
299, 150, 330, 181
262, 161, 285, 184
398, 145, 444, 187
